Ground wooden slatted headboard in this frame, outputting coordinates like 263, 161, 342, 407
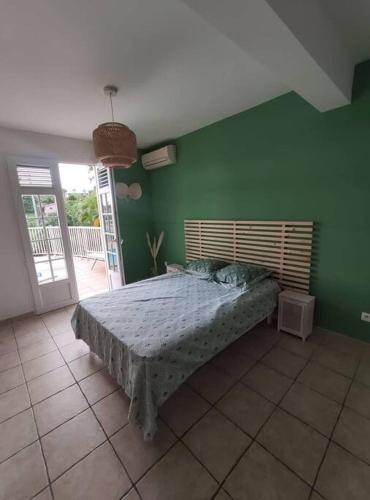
185, 219, 314, 293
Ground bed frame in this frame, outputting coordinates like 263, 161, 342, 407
185, 219, 314, 293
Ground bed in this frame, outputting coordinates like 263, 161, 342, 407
72, 218, 313, 439
72, 271, 279, 439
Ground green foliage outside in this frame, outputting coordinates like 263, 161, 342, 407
23, 192, 99, 227
23, 194, 58, 227
64, 192, 99, 226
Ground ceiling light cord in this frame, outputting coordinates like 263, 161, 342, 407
109, 92, 115, 122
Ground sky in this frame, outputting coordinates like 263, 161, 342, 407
58, 163, 95, 193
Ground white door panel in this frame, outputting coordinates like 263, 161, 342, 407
96, 167, 124, 289
8, 156, 78, 313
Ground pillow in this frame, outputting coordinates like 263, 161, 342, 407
215, 263, 271, 289
185, 259, 227, 277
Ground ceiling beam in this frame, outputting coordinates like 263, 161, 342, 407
181, 0, 354, 111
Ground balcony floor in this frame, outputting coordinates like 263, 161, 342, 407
73, 256, 108, 299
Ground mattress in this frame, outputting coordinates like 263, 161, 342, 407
71, 271, 280, 439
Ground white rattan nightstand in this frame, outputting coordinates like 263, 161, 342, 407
278, 290, 315, 341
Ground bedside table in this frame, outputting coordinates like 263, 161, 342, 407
278, 290, 315, 341
165, 263, 184, 273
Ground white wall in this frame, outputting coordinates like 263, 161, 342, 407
0, 126, 94, 321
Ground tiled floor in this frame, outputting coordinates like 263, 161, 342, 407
73, 257, 108, 299
1, 310, 370, 499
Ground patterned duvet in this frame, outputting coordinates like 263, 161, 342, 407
71, 272, 280, 439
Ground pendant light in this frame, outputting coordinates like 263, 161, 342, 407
93, 85, 137, 168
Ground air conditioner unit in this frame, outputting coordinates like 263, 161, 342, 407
142, 145, 176, 170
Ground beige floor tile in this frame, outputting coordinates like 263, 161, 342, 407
310, 327, 332, 344
0, 384, 30, 423
183, 408, 250, 481
312, 346, 358, 378
316, 442, 370, 500
16, 329, 52, 349
361, 342, 370, 358
279, 334, 318, 359
211, 347, 255, 380
60, 339, 90, 362
93, 389, 129, 436
214, 489, 231, 500
0, 365, 25, 395
0, 335, 17, 356
0, 330, 14, 341
345, 381, 370, 419
28, 365, 75, 404
308, 330, 327, 345
257, 408, 328, 484
232, 331, 278, 360
356, 357, 370, 388
111, 420, 176, 482
137, 442, 217, 500
188, 364, 234, 403
64, 304, 77, 316
79, 369, 119, 404
321, 332, 363, 358
298, 361, 351, 403
253, 323, 282, 339
122, 488, 141, 500
14, 318, 51, 348
42, 309, 71, 335
52, 441, 131, 500
50, 320, 76, 339
0, 324, 14, 334
13, 317, 48, 337
69, 352, 104, 381
33, 487, 53, 500
262, 347, 307, 378
310, 492, 326, 500
0, 324, 14, 337
242, 362, 292, 403
333, 407, 370, 464
0, 442, 48, 500
280, 382, 341, 436
224, 442, 310, 500
19, 338, 57, 363
0, 350, 20, 372
34, 384, 88, 436
42, 408, 106, 480
217, 382, 274, 436
53, 329, 76, 348
23, 350, 65, 381
159, 384, 210, 436
0, 408, 38, 462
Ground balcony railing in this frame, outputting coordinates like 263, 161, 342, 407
28, 226, 103, 258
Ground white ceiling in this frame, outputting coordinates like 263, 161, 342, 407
0, 0, 368, 147
0, 0, 286, 147
321, 0, 370, 62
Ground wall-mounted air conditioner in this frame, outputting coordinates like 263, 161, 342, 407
142, 145, 176, 170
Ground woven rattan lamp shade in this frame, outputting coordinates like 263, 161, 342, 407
93, 121, 137, 168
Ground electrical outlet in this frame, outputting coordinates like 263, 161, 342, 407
361, 312, 370, 322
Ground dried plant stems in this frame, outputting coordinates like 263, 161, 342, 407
146, 231, 164, 276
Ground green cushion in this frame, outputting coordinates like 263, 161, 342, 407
215, 263, 271, 289
185, 259, 227, 277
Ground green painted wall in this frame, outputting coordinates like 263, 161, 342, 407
146, 62, 370, 341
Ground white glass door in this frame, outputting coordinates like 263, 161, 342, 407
8, 157, 78, 313
96, 167, 124, 289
